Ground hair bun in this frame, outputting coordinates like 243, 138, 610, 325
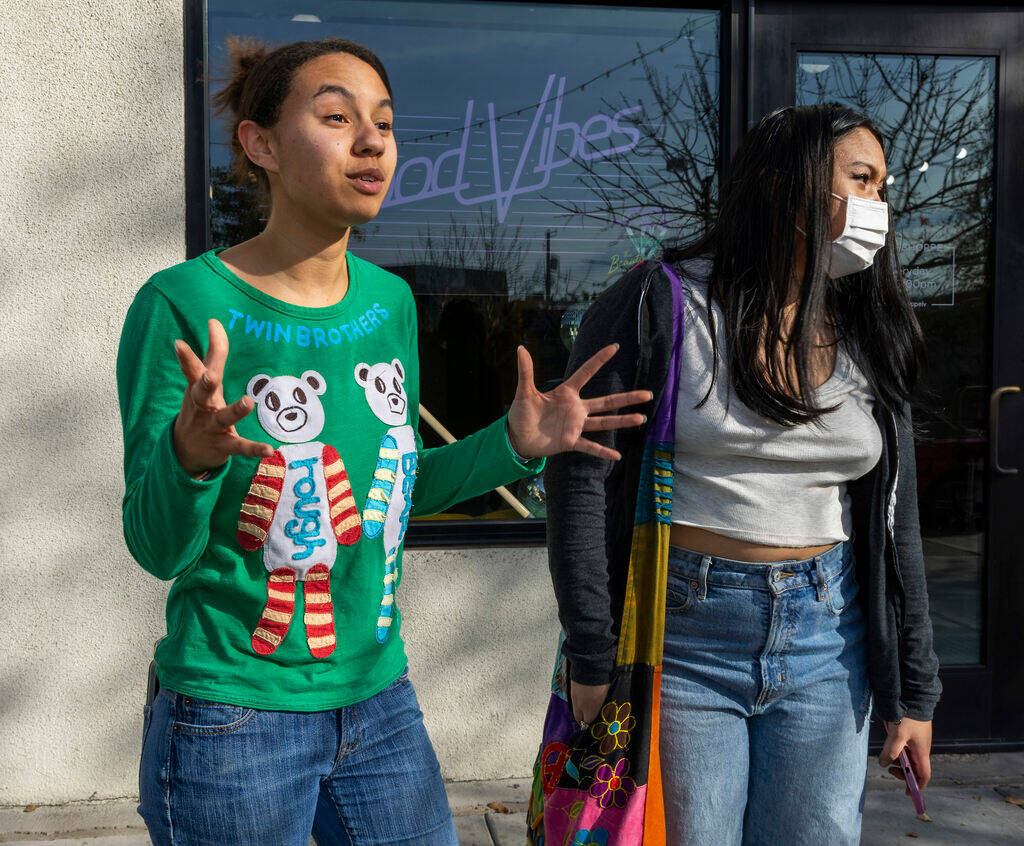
213, 35, 271, 118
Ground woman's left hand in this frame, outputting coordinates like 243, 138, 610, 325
879, 718, 933, 792
506, 344, 653, 461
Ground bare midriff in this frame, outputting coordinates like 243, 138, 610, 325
669, 524, 837, 563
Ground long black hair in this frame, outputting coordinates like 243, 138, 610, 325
664, 103, 925, 427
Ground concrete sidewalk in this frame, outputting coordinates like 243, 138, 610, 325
1, 753, 1021, 845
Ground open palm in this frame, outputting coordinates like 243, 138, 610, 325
172, 319, 274, 476
506, 344, 653, 461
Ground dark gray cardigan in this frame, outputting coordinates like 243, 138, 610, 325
545, 259, 942, 723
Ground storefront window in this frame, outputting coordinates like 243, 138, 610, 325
205, 1, 721, 532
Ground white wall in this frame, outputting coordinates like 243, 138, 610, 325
0, 3, 558, 805
401, 548, 559, 782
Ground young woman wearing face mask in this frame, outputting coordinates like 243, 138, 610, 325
117, 37, 652, 846
533, 104, 941, 846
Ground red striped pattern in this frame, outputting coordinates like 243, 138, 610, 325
304, 563, 336, 658
237, 451, 286, 551
322, 445, 361, 546
251, 568, 295, 655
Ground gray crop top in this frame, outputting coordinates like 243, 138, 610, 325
672, 269, 883, 546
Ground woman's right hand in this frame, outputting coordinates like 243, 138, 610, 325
570, 680, 611, 727
172, 318, 274, 477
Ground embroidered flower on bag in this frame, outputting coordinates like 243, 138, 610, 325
573, 828, 611, 846
589, 759, 637, 809
591, 701, 636, 755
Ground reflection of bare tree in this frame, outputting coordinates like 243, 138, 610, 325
798, 54, 995, 297
412, 209, 529, 292
799, 53, 995, 449
407, 209, 596, 313
400, 209, 532, 404
545, 19, 720, 249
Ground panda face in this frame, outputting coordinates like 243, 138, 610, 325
247, 370, 327, 443
355, 359, 407, 427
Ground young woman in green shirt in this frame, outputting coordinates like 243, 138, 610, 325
119, 36, 650, 846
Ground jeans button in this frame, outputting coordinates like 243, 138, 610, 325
690, 580, 699, 590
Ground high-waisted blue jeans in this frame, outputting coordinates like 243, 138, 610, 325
659, 540, 871, 846
138, 667, 457, 845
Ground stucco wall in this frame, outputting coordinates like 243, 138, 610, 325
0, 2, 558, 805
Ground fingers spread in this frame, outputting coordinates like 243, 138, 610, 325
220, 434, 275, 459
516, 346, 535, 397
190, 369, 221, 409
562, 344, 619, 391
583, 389, 654, 414
174, 339, 205, 384
204, 318, 229, 377
213, 395, 255, 430
573, 437, 622, 462
583, 413, 647, 432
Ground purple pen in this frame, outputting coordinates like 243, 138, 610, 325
898, 749, 926, 816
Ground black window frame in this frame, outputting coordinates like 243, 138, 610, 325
183, 0, 742, 547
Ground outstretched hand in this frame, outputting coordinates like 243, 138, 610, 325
506, 344, 653, 461
172, 318, 274, 477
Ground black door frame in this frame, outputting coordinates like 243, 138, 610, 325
748, 1, 1024, 750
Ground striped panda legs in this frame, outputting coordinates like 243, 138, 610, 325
376, 546, 399, 644
304, 563, 336, 658
251, 568, 295, 655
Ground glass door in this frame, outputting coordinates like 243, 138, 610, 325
753, 3, 1024, 747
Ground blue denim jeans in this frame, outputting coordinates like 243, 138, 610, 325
659, 540, 871, 846
138, 668, 457, 845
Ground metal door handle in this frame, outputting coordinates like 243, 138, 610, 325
990, 386, 1021, 475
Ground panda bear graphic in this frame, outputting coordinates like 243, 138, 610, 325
236, 370, 361, 659
354, 358, 418, 644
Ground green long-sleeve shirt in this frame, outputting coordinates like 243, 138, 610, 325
117, 250, 543, 710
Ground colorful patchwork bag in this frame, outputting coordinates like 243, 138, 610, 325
527, 264, 686, 846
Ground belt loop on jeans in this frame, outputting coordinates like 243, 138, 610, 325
814, 554, 828, 601
697, 555, 712, 600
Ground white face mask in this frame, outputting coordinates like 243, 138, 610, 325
825, 192, 889, 278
